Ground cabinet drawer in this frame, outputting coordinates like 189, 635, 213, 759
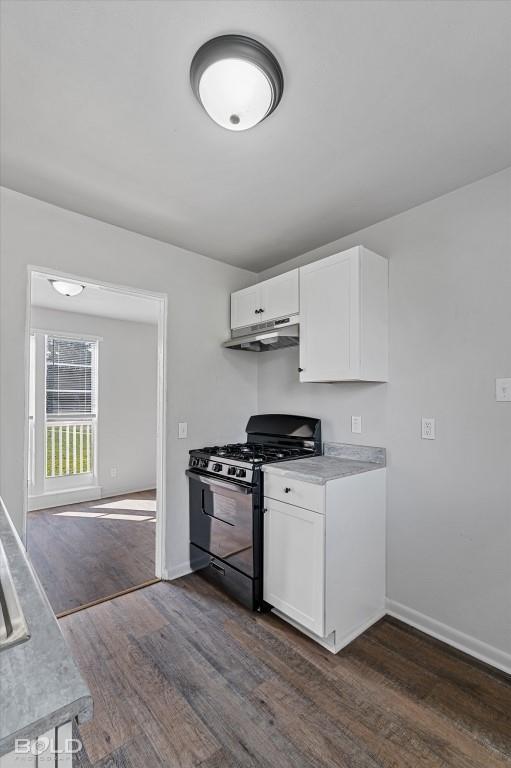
264, 473, 324, 513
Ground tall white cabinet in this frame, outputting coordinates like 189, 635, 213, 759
299, 246, 388, 382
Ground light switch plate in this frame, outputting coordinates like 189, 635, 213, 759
421, 417, 435, 440
178, 422, 188, 439
351, 416, 362, 434
496, 378, 511, 402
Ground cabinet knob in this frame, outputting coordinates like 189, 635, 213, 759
284, 487, 291, 493
298, 367, 303, 372
260, 308, 265, 313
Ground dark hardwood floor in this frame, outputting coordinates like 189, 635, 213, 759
60, 575, 511, 768
27, 490, 156, 615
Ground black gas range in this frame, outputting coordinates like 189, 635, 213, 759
187, 414, 321, 610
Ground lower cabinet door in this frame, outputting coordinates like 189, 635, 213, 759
263, 498, 325, 636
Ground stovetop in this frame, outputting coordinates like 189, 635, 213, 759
187, 414, 322, 485
188, 442, 317, 484
200, 443, 311, 463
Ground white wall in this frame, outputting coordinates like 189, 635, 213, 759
258, 169, 511, 665
30, 307, 158, 497
0, 187, 258, 577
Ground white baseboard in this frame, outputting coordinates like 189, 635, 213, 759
28, 485, 156, 512
386, 599, 511, 675
100, 485, 156, 499
28, 486, 102, 511
164, 560, 192, 581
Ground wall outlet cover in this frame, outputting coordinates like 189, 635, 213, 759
178, 422, 188, 439
496, 378, 511, 402
421, 417, 435, 440
110, 467, 117, 478
351, 416, 362, 434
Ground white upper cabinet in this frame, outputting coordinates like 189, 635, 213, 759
230, 284, 260, 330
259, 269, 299, 322
230, 269, 299, 329
299, 246, 388, 382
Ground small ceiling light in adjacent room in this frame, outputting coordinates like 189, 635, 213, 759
190, 35, 283, 131
49, 280, 85, 297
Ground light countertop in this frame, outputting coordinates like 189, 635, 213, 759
262, 442, 386, 485
0, 498, 92, 756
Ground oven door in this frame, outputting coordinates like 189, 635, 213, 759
187, 470, 256, 577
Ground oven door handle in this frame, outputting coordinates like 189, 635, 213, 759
186, 469, 254, 494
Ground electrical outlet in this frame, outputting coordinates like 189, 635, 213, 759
110, 467, 117, 478
351, 416, 362, 434
496, 378, 511, 402
421, 417, 435, 440
178, 422, 188, 439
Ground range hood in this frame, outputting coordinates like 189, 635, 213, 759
223, 316, 299, 352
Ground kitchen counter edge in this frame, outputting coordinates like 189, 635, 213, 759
0, 497, 93, 756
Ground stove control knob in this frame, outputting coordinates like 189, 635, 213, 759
227, 466, 237, 475
236, 468, 246, 478
213, 463, 223, 472
200, 458, 209, 469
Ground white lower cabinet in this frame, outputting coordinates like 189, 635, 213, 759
263, 468, 386, 653
264, 499, 325, 636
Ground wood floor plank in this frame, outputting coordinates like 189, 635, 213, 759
250, 677, 383, 768
75, 653, 144, 764
143, 579, 272, 697
345, 625, 511, 755
371, 618, 511, 715
28, 490, 156, 614
94, 734, 172, 768
137, 623, 314, 768
64, 575, 511, 768
254, 611, 511, 768
112, 640, 220, 767
227, 614, 451, 768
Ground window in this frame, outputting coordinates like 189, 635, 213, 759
45, 336, 97, 478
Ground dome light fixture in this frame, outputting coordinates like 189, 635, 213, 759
190, 35, 283, 131
49, 279, 85, 297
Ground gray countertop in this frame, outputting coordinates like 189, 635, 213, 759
0, 498, 92, 756
263, 442, 386, 485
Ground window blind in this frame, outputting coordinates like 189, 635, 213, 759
46, 336, 97, 417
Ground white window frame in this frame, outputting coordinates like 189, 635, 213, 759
43, 333, 99, 491
28, 331, 101, 497
44, 331, 99, 492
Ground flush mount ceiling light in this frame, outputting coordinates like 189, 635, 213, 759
190, 35, 283, 131
49, 279, 85, 297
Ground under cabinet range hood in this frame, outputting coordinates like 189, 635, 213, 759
223, 316, 299, 352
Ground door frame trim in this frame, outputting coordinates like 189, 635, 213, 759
23, 265, 168, 580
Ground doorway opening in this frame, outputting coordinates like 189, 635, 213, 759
23, 268, 167, 616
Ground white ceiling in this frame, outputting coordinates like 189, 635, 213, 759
1, 0, 510, 272
31, 273, 160, 325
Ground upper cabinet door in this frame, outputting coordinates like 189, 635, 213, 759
230, 270, 299, 330
259, 269, 299, 323
299, 249, 359, 382
299, 246, 388, 382
230, 284, 261, 329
